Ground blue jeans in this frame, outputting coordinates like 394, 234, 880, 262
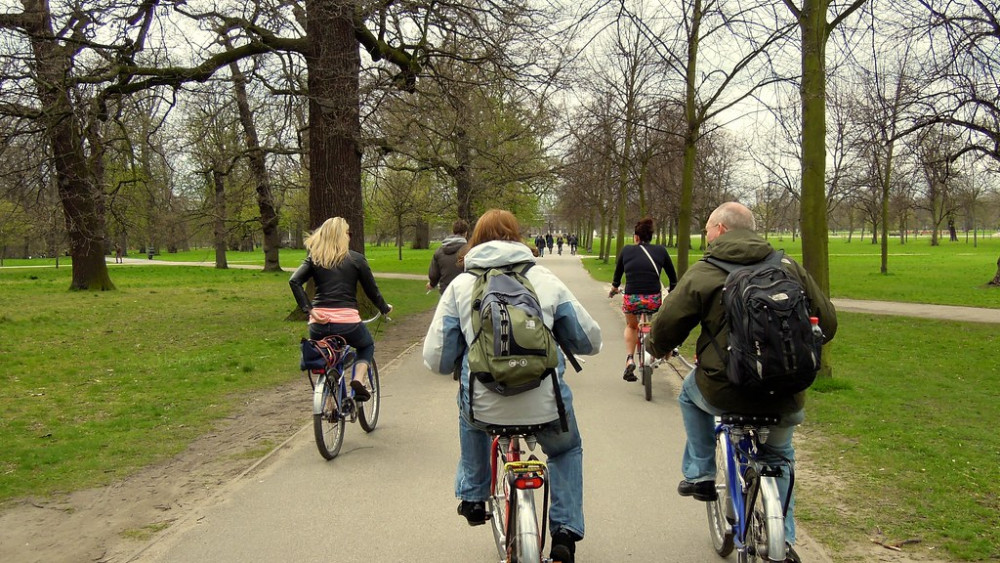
455, 377, 584, 539
678, 370, 803, 544
309, 321, 375, 363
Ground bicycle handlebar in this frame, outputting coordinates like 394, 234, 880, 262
362, 306, 392, 324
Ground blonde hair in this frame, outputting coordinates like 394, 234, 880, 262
304, 217, 350, 268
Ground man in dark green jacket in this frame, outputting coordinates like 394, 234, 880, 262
646, 202, 837, 561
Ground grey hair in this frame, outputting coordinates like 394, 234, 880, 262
710, 202, 756, 231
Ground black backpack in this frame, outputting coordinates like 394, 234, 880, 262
702, 250, 822, 397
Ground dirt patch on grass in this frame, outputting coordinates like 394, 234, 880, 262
794, 430, 951, 563
0, 310, 433, 563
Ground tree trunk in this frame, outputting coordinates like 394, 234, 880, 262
454, 115, 476, 226
797, 0, 831, 297
306, 0, 364, 253
229, 55, 282, 272
412, 219, 429, 249
676, 0, 702, 277
990, 255, 1000, 286
26, 0, 113, 290
212, 169, 228, 269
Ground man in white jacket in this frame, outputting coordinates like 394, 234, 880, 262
423, 210, 602, 563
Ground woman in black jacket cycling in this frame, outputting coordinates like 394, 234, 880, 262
609, 217, 677, 381
289, 217, 392, 401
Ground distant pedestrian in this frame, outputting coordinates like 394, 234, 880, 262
545, 233, 554, 254
114, 244, 123, 263
427, 219, 469, 294
535, 234, 546, 257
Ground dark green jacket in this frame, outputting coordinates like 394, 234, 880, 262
646, 229, 838, 414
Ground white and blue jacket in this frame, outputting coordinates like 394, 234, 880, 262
422, 240, 602, 425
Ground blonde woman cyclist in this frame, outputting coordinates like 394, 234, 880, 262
289, 217, 392, 401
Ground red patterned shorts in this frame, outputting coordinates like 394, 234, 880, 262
622, 293, 662, 315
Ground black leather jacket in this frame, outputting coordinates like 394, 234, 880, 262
289, 251, 391, 315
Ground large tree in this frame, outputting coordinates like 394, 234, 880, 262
781, 0, 868, 294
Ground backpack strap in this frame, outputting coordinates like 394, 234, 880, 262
703, 250, 784, 274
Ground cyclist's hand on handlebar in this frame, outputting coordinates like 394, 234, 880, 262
385, 304, 393, 321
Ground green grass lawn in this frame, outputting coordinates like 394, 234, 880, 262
801, 314, 999, 561
582, 235, 1000, 309
0, 265, 438, 501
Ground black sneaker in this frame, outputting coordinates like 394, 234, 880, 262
456, 500, 488, 526
677, 479, 717, 501
350, 380, 371, 402
549, 530, 578, 563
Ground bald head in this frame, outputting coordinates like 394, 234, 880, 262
706, 202, 756, 242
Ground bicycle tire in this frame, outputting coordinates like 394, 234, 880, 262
641, 365, 653, 401
707, 432, 735, 556
489, 447, 509, 562
509, 488, 541, 563
313, 375, 345, 460
740, 470, 786, 562
358, 358, 380, 432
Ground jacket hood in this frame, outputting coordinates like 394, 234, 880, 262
440, 235, 467, 255
464, 240, 536, 270
705, 228, 774, 265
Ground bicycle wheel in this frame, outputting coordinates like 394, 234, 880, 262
641, 365, 653, 401
489, 448, 509, 562
740, 470, 786, 563
706, 433, 735, 556
358, 358, 381, 432
509, 489, 541, 563
313, 375, 345, 460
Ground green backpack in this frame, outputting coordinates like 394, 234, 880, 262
466, 262, 567, 429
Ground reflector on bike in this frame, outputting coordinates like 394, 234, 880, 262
513, 475, 544, 490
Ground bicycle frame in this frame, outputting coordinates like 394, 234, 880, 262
489, 433, 550, 563
310, 348, 358, 420
712, 419, 790, 562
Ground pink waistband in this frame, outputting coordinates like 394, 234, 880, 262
309, 307, 361, 325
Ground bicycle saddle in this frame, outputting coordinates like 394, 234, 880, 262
720, 413, 781, 427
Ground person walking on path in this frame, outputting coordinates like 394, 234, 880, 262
422, 209, 602, 563
608, 217, 678, 382
645, 202, 837, 562
289, 217, 393, 402
546, 232, 554, 255
535, 234, 546, 257
427, 219, 469, 294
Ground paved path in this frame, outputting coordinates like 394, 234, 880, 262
831, 298, 998, 323
128, 252, 833, 563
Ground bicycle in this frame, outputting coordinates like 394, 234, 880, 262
487, 424, 551, 563
303, 312, 387, 460
609, 288, 657, 401
706, 413, 793, 562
